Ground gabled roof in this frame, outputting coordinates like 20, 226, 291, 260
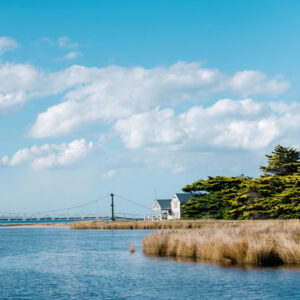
154, 199, 172, 210
175, 193, 193, 204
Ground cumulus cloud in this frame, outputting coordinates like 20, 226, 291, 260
115, 108, 183, 148
27, 62, 289, 137
0, 63, 38, 113
0, 64, 92, 114
61, 51, 82, 60
114, 99, 300, 151
230, 71, 289, 96
0, 37, 19, 55
1, 139, 93, 169
0, 59, 290, 134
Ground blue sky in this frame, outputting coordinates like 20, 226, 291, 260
0, 0, 299, 215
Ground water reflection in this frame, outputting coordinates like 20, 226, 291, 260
145, 254, 300, 271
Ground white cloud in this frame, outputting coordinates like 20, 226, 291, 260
38, 37, 79, 49
230, 71, 289, 96
101, 169, 116, 179
0, 63, 38, 113
61, 51, 82, 60
57, 37, 79, 48
0, 37, 19, 55
115, 108, 183, 148
0, 59, 290, 136
0, 64, 91, 114
114, 99, 300, 151
26, 62, 289, 137
1, 139, 93, 169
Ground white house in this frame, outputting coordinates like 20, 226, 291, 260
152, 193, 193, 219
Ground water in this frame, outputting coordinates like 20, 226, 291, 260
0, 228, 299, 299
0, 218, 142, 225
0, 218, 110, 225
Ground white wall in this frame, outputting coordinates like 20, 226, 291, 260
171, 195, 181, 219
152, 201, 161, 211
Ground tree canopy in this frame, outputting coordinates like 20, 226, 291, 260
260, 145, 300, 176
181, 145, 300, 220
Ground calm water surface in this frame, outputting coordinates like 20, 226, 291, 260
0, 228, 299, 299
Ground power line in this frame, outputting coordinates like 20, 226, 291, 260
0, 194, 110, 215
115, 194, 152, 212
0, 193, 153, 216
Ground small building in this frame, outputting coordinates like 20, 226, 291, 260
152, 193, 193, 219
152, 199, 172, 219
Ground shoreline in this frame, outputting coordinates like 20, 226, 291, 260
2, 219, 300, 268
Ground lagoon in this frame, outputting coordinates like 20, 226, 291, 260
0, 228, 299, 299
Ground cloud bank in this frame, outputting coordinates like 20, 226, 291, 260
0, 60, 289, 116
0, 48, 297, 173
25, 62, 289, 137
1, 139, 93, 169
115, 99, 300, 151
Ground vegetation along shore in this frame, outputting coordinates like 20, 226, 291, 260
69, 220, 215, 230
181, 145, 300, 220
142, 220, 300, 267
70, 145, 299, 267
70, 219, 300, 267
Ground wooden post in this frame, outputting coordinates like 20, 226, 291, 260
111, 193, 115, 221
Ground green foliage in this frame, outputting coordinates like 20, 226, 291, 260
260, 144, 300, 176
181, 145, 300, 220
182, 176, 251, 219
242, 174, 300, 219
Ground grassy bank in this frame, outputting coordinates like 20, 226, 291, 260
142, 220, 300, 266
69, 219, 232, 230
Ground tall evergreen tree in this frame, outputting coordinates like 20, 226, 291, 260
181, 145, 300, 220
260, 145, 300, 176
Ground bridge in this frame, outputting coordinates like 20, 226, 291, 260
0, 193, 154, 224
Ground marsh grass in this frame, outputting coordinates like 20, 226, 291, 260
130, 245, 135, 253
142, 220, 300, 267
69, 219, 224, 230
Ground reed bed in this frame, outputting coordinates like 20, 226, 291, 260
142, 220, 300, 267
69, 219, 231, 230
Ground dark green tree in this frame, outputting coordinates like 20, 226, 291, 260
181, 145, 300, 220
181, 176, 250, 219
234, 174, 300, 219
260, 145, 300, 176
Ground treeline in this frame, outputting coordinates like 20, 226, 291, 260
182, 145, 300, 219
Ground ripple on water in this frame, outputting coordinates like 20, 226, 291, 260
0, 228, 299, 299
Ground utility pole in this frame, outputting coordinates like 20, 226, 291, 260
110, 193, 115, 221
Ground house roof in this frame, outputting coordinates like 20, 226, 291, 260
156, 199, 172, 210
175, 193, 193, 204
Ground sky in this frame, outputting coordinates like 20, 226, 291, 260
0, 0, 299, 215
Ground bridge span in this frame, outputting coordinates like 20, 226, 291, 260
0, 194, 151, 224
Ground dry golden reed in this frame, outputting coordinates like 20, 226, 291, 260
142, 220, 300, 266
69, 219, 222, 230
130, 245, 135, 253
